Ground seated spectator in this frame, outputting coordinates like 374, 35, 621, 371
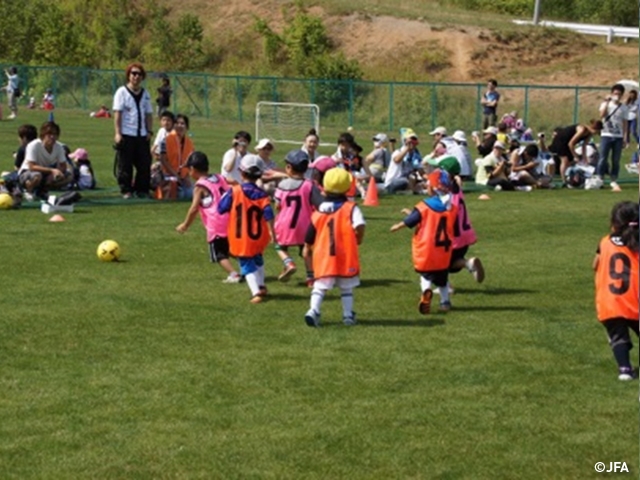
472, 127, 498, 157
500, 111, 518, 130
92, 105, 112, 118
509, 143, 552, 189
158, 113, 193, 200
365, 133, 391, 182
301, 129, 321, 161
18, 121, 73, 199
450, 130, 474, 180
40, 89, 55, 110
27, 97, 36, 109
69, 148, 96, 190
385, 129, 421, 194
151, 110, 175, 160
332, 132, 356, 163
475, 141, 513, 190
14, 124, 38, 171
496, 122, 510, 145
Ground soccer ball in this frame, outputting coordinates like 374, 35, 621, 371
97, 240, 121, 262
0, 193, 12, 210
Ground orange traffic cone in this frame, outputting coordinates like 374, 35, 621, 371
363, 176, 379, 206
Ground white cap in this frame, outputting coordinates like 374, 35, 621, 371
240, 154, 265, 174
483, 126, 498, 135
452, 130, 467, 142
255, 138, 273, 151
493, 140, 506, 150
372, 133, 389, 144
429, 126, 447, 136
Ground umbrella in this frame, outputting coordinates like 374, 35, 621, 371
617, 79, 639, 91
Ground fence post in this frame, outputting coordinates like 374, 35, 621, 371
271, 78, 278, 102
523, 85, 529, 125
389, 82, 394, 132
82, 68, 88, 110
310, 79, 315, 104
236, 76, 243, 122
204, 74, 210, 119
475, 84, 482, 129
573, 86, 579, 124
348, 80, 354, 127
430, 85, 437, 130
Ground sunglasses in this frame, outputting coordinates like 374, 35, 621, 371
130, 71, 143, 77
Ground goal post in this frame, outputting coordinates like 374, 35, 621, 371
255, 102, 321, 146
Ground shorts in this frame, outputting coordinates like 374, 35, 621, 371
449, 246, 469, 272
312, 275, 360, 290
238, 254, 264, 276
418, 270, 448, 288
208, 237, 230, 263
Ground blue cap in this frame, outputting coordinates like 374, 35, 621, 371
285, 149, 310, 166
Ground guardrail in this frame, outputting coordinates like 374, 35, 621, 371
513, 20, 638, 43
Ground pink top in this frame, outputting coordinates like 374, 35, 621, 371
196, 174, 230, 242
274, 179, 314, 246
452, 189, 477, 249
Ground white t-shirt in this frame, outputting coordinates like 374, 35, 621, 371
221, 148, 244, 184
152, 127, 170, 154
20, 139, 67, 173
446, 142, 473, 177
317, 202, 365, 228
384, 149, 405, 187
113, 86, 153, 137
600, 101, 628, 138
475, 153, 498, 185
7, 74, 18, 92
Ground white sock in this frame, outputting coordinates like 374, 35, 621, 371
310, 288, 326, 314
245, 272, 260, 296
256, 265, 265, 287
420, 276, 433, 292
340, 288, 354, 317
465, 259, 474, 272
439, 285, 450, 304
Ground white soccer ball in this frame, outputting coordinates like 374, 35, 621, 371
97, 240, 121, 262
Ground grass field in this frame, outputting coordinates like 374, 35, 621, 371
1, 110, 638, 478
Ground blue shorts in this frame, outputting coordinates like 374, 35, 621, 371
238, 254, 264, 276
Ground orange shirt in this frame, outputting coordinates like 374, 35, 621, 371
595, 235, 639, 322
311, 202, 359, 278
227, 186, 271, 257
164, 131, 194, 179
412, 202, 458, 273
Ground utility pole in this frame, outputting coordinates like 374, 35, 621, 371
533, 0, 541, 25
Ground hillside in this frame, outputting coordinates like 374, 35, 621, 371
161, 0, 638, 86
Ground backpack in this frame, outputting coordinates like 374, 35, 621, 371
565, 166, 586, 188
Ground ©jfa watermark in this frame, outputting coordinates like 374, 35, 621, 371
594, 462, 629, 473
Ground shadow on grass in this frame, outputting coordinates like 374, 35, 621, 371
357, 318, 445, 328
448, 305, 530, 312
453, 287, 537, 295
360, 278, 412, 287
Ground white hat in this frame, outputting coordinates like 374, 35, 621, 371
255, 138, 273, 151
240, 154, 265, 174
483, 126, 498, 135
452, 130, 467, 142
429, 126, 447, 136
372, 133, 389, 144
493, 140, 506, 150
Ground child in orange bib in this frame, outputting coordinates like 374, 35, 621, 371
303, 168, 366, 327
593, 201, 639, 381
217, 154, 275, 304
391, 169, 458, 314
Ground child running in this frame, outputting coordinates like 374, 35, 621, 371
425, 156, 484, 289
303, 168, 366, 327
391, 169, 458, 313
218, 154, 275, 303
175, 151, 241, 283
274, 149, 323, 286
593, 201, 639, 381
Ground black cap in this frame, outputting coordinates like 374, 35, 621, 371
185, 151, 209, 171
285, 149, 310, 166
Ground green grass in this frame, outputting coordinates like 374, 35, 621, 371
0, 110, 638, 478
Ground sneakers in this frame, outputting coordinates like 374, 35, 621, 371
618, 367, 635, 381
470, 257, 485, 283
122, 192, 133, 199
419, 289, 433, 315
610, 181, 622, 192
278, 262, 297, 282
438, 301, 452, 312
8, 113, 16, 120
304, 309, 321, 327
515, 185, 533, 192
222, 273, 241, 284
343, 311, 357, 326
250, 295, 263, 304
494, 185, 502, 192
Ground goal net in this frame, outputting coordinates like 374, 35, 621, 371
255, 102, 321, 145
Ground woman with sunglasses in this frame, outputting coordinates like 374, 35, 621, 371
113, 62, 154, 199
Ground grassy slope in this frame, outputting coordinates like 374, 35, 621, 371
0, 109, 638, 478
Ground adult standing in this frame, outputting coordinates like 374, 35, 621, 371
481, 79, 500, 129
596, 83, 629, 192
113, 62, 154, 199
5, 67, 20, 120
624, 90, 638, 147
549, 119, 602, 184
156, 76, 172, 117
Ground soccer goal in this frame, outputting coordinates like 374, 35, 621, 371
255, 102, 321, 145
